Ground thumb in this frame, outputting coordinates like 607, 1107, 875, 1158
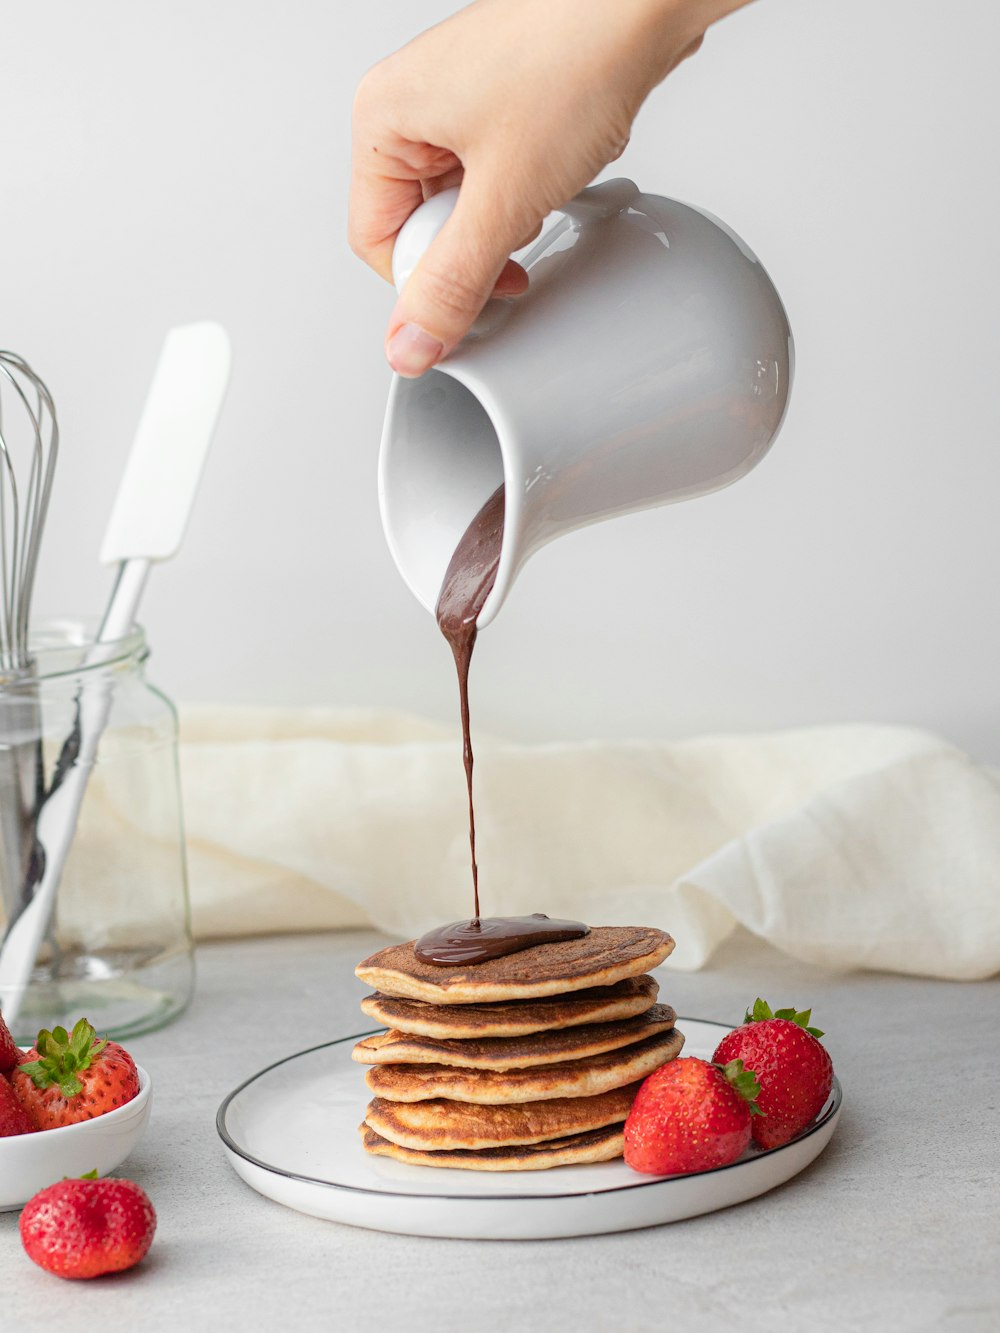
385, 179, 529, 377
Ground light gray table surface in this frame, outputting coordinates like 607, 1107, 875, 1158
2, 927, 997, 1332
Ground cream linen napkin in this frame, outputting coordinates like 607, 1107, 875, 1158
177, 708, 1000, 981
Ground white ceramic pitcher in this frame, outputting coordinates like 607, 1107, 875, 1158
379, 178, 792, 628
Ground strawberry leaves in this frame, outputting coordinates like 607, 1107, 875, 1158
715, 1058, 764, 1116
744, 997, 824, 1040
17, 1019, 107, 1099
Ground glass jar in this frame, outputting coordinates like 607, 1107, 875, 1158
0, 618, 193, 1043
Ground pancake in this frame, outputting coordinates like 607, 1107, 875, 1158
360, 1123, 625, 1171
365, 1027, 684, 1104
358, 974, 659, 1038
363, 1080, 640, 1151
355, 926, 674, 1004
353, 1004, 677, 1070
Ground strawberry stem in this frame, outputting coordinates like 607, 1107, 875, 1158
715, 1058, 764, 1116
744, 997, 824, 1040
17, 1018, 107, 1099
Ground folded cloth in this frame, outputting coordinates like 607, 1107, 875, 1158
178, 708, 1000, 981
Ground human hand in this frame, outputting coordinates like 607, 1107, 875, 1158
350, 0, 751, 376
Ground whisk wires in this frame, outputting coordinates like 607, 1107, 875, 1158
0, 353, 59, 674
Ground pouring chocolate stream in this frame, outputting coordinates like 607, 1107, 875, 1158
415, 484, 588, 966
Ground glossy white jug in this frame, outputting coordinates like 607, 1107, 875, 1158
379, 178, 792, 628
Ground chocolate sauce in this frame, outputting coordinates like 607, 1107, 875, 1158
415, 913, 590, 965
429, 483, 590, 966
434, 483, 506, 921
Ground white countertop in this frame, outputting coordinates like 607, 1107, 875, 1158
3, 928, 997, 1331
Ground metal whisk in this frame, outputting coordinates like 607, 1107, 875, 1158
0, 353, 58, 668
0, 352, 59, 935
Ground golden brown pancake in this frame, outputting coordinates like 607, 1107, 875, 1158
363, 1081, 640, 1151
360, 1123, 625, 1170
353, 1004, 677, 1071
355, 926, 674, 1004
365, 1027, 684, 1104
358, 974, 659, 1038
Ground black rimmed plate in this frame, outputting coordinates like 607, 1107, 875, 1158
217, 1019, 842, 1239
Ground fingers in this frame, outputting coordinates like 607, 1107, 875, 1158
355, 164, 533, 369
492, 259, 529, 297
385, 177, 538, 377
349, 74, 463, 285
349, 170, 424, 284
514, 220, 544, 252
422, 165, 466, 200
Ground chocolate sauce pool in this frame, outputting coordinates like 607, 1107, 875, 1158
416, 483, 589, 967
416, 913, 592, 965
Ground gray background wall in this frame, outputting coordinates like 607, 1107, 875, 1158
4, 1, 998, 758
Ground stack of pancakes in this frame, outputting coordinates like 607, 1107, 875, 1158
354, 926, 682, 1171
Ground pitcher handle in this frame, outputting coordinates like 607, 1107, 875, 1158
391, 178, 640, 293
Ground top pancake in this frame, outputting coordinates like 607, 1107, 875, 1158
355, 926, 674, 1004
358, 975, 659, 1038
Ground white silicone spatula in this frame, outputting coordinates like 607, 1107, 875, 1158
0, 322, 231, 1022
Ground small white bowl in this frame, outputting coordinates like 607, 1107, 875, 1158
0, 1062, 152, 1211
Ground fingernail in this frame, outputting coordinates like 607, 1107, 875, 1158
386, 323, 444, 377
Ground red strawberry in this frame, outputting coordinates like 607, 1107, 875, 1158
20, 1172, 156, 1279
624, 1056, 761, 1175
0, 1009, 19, 1075
712, 998, 834, 1150
0, 1073, 35, 1136
12, 1018, 139, 1130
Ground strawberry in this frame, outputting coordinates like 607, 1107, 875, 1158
623, 1056, 761, 1175
0, 1073, 35, 1136
0, 1008, 19, 1075
20, 1172, 156, 1279
12, 1018, 139, 1130
712, 998, 834, 1150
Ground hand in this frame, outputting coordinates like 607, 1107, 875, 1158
350, 0, 751, 376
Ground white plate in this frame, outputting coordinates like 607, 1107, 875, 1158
0, 1063, 152, 1212
217, 1020, 842, 1239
